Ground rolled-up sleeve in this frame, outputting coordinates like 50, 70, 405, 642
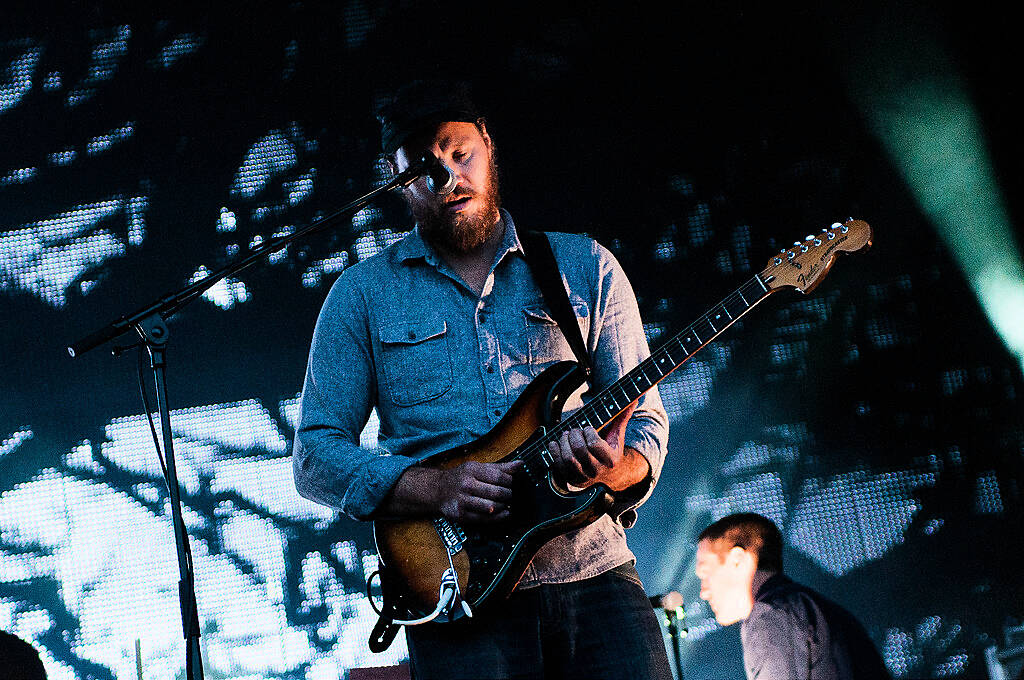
587, 241, 670, 527
292, 270, 417, 520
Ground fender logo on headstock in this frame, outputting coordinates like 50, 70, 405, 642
797, 263, 820, 285
762, 219, 872, 295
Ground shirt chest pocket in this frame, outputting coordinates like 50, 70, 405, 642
379, 319, 453, 406
522, 299, 590, 374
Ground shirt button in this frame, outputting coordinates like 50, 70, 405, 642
494, 409, 501, 416
487, 364, 495, 373
479, 315, 487, 323
408, 331, 416, 340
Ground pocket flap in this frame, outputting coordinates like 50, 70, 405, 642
523, 305, 557, 325
523, 300, 589, 326
380, 319, 447, 345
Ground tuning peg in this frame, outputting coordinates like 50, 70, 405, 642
813, 238, 822, 246
831, 222, 842, 228
793, 241, 801, 246
805, 234, 814, 240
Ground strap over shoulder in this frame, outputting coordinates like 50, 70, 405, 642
520, 230, 592, 378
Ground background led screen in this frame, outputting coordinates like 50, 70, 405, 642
1, 4, 1021, 679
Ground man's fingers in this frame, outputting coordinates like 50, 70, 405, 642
465, 460, 521, 486
491, 460, 523, 485
549, 438, 589, 484
442, 491, 505, 520
566, 429, 587, 456
562, 429, 599, 477
467, 479, 513, 503
460, 494, 505, 515
584, 427, 616, 466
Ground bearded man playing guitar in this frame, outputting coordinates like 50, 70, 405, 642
293, 79, 672, 680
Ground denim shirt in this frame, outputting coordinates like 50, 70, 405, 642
292, 210, 668, 586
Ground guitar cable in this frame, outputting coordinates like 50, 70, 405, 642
367, 544, 473, 626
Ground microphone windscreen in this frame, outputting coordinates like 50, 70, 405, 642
424, 154, 456, 195
649, 591, 684, 610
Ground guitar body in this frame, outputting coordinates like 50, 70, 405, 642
373, 360, 614, 620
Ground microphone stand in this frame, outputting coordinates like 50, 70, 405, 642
67, 157, 439, 680
651, 593, 686, 680
663, 606, 686, 680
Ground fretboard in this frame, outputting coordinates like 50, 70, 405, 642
544, 273, 774, 444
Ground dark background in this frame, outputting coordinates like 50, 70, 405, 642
2, 2, 1022, 678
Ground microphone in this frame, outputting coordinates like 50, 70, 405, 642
420, 153, 457, 196
649, 591, 684, 611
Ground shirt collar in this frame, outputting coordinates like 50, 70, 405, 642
751, 570, 781, 599
395, 208, 523, 267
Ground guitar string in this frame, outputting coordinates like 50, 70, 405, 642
509, 274, 772, 471
507, 225, 855, 473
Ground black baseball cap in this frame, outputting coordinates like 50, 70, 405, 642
376, 79, 482, 155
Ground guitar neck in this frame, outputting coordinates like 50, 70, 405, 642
552, 272, 776, 439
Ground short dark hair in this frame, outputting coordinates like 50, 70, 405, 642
375, 79, 483, 155
698, 512, 784, 572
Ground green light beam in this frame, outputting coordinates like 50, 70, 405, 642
841, 9, 1024, 373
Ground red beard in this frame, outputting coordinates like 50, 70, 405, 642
412, 157, 502, 254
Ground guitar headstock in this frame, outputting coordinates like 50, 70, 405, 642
762, 218, 872, 294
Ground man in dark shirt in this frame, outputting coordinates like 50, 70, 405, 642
694, 513, 891, 680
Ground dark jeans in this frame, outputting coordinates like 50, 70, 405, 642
405, 562, 673, 680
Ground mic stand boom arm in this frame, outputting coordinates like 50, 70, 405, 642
66, 156, 438, 680
68, 156, 434, 358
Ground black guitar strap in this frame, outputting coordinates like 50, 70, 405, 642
367, 569, 403, 653
520, 230, 592, 378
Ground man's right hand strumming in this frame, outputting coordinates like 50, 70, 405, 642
382, 460, 522, 523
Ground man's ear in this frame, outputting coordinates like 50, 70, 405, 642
729, 544, 761, 569
477, 118, 493, 152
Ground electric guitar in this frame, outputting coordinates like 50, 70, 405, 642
369, 218, 872, 646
